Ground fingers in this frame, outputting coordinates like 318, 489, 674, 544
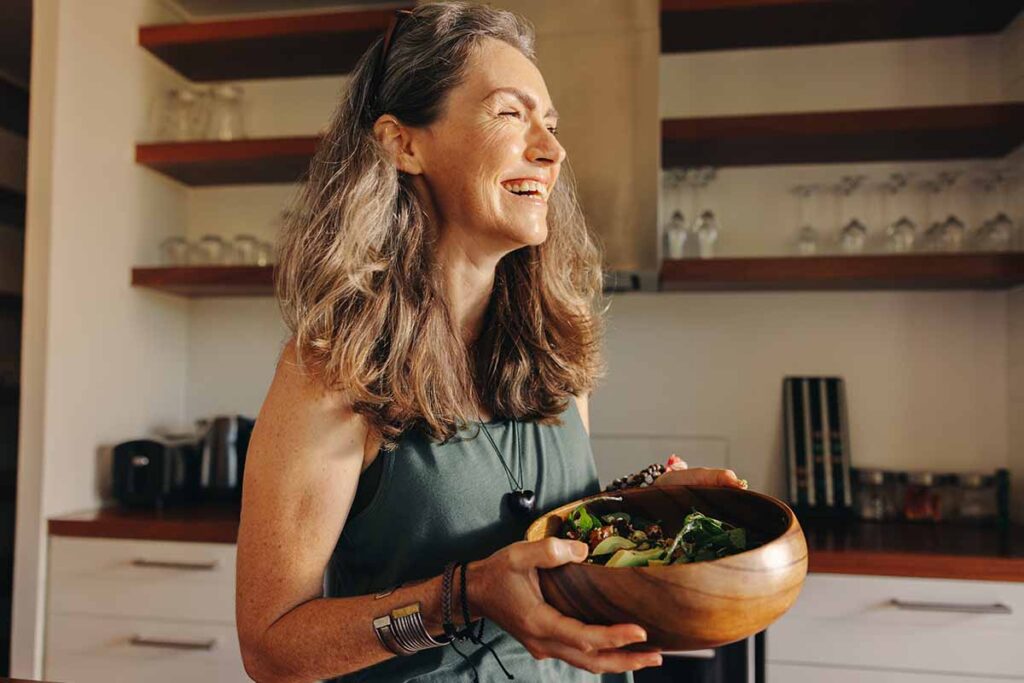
529, 638, 663, 674
534, 602, 647, 653
655, 467, 749, 489
529, 537, 589, 569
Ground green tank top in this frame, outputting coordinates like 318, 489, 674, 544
324, 398, 634, 683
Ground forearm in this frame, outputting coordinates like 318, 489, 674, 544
249, 561, 487, 683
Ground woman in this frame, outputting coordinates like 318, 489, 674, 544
235, 3, 746, 682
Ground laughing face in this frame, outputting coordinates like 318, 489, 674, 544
376, 37, 566, 254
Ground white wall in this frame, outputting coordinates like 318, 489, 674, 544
13, 0, 188, 676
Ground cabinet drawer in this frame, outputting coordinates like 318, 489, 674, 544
768, 574, 1024, 679
768, 663, 1014, 683
44, 613, 249, 683
47, 536, 235, 622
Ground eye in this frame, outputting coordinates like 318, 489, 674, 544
547, 127, 559, 137
499, 111, 522, 119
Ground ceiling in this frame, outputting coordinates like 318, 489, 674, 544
0, 0, 31, 88
163, 0, 405, 20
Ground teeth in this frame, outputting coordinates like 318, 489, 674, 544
501, 179, 547, 198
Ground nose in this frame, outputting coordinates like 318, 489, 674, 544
525, 120, 565, 166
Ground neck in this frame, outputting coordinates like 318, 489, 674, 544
435, 229, 502, 347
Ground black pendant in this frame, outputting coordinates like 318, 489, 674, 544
506, 489, 536, 518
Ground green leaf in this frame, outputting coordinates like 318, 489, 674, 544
568, 504, 598, 537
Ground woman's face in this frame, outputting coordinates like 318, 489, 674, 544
404, 38, 566, 253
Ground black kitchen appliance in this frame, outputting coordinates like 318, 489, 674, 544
111, 436, 202, 510
635, 633, 764, 683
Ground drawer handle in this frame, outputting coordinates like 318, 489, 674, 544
131, 558, 218, 571
130, 635, 217, 651
889, 598, 1012, 615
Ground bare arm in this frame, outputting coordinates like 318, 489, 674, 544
237, 344, 659, 681
236, 340, 478, 682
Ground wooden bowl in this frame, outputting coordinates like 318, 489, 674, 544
524, 485, 807, 651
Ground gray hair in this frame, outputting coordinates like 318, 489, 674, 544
275, 1, 605, 449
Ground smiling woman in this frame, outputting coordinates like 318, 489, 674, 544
234, 3, 734, 683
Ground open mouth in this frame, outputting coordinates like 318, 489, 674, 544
500, 180, 548, 202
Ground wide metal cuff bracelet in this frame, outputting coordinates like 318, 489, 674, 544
374, 602, 451, 655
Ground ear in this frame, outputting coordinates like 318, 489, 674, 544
372, 114, 424, 175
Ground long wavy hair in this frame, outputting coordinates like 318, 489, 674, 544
275, 1, 606, 450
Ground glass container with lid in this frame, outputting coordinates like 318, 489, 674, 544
955, 472, 998, 522
903, 471, 942, 521
854, 469, 889, 521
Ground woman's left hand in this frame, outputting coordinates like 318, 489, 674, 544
653, 455, 748, 490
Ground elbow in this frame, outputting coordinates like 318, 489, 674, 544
238, 631, 295, 683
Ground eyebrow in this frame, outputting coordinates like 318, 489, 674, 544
483, 86, 559, 120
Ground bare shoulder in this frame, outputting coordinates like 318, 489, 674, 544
572, 392, 590, 435
235, 337, 369, 648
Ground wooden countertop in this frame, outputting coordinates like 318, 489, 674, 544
48, 505, 1024, 582
48, 503, 241, 544
802, 517, 1024, 583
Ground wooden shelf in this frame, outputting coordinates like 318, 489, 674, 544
49, 503, 240, 544
138, 7, 409, 81
132, 266, 274, 297
0, 187, 25, 229
659, 253, 1024, 291
661, 0, 1023, 53
135, 137, 319, 186
662, 103, 1024, 167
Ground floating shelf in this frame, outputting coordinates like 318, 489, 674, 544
661, 103, 1024, 167
659, 253, 1024, 291
138, 7, 409, 81
0, 187, 25, 229
661, 0, 1024, 53
135, 137, 319, 186
132, 266, 274, 297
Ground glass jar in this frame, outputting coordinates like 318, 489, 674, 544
955, 472, 997, 522
854, 469, 888, 521
903, 471, 942, 521
207, 85, 246, 141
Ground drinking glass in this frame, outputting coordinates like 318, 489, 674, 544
694, 210, 719, 258
207, 85, 247, 141
255, 241, 276, 267
192, 234, 227, 265
880, 173, 916, 253
662, 210, 689, 259
231, 234, 260, 265
159, 236, 189, 266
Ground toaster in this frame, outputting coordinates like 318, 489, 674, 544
111, 437, 202, 509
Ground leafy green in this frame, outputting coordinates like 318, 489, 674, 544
560, 504, 753, 568
568, 504, 598, 537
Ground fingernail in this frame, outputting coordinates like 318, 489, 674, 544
739, 478, 749, 489
650, 655, 663, 666
637, 629, 648, 641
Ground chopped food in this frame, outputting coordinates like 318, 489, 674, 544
558, 505, 756, 566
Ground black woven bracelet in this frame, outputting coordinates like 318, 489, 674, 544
458, 561, 483, 640
441, 561, 458, 640
604, 462, 667, 492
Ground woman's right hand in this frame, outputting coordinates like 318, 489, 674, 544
468, 537, 663, 674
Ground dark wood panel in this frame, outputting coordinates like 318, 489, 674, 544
139, 8, 409, 81
0, 187, 26, 229
0, 79, 28, 137
0, 292, 21, 314
132, 266, 274, 297
135, 137, 319, 186
662, 104, 1024, 167
659, 254, 1024, 291
661, 0, 1024, 53
48, 503, 240, 544
803, 518, 1024, 582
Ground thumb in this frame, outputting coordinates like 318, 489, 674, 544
536, 538, 589, 568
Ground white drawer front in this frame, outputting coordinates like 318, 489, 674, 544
769, 662, 1015, 683
44, 613, 249, 683
768, 574, 1024, 679
48, 536, 235, 622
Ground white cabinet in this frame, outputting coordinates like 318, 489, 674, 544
45, 536, 249, 683
768, 574, 1024, 681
